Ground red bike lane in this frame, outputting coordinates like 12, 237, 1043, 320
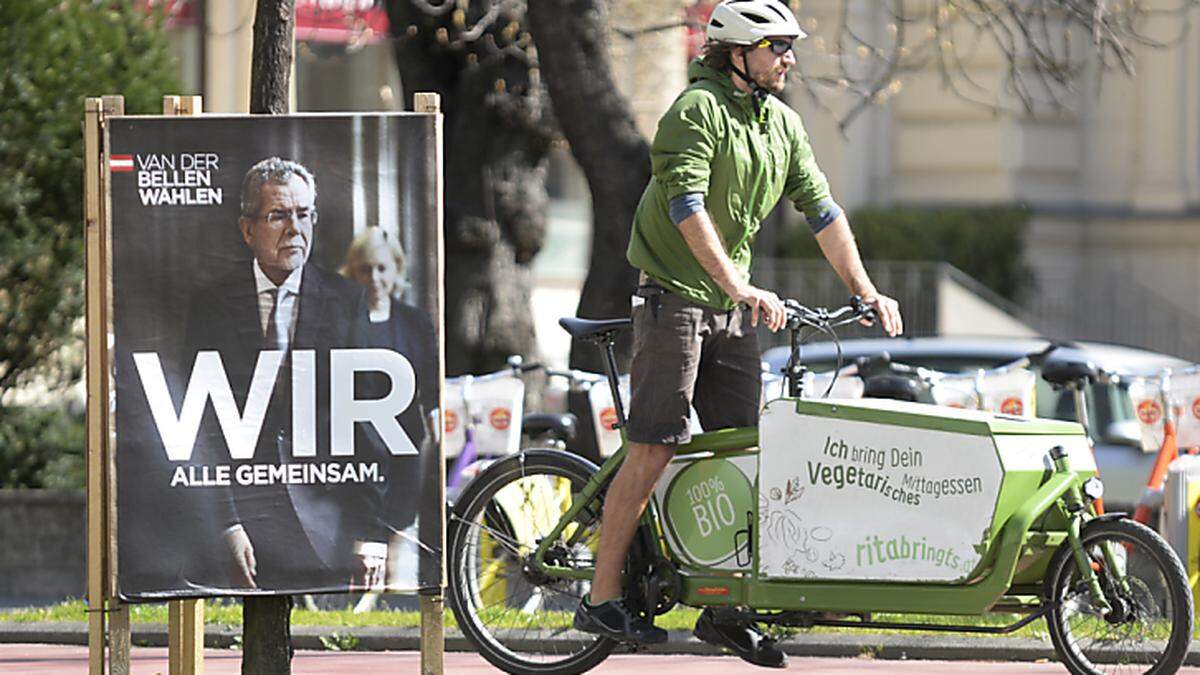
6, 645, 1200, 674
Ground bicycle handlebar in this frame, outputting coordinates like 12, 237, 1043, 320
784, 296, 876, 332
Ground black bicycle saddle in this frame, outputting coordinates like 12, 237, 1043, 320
558, 317, 631, 340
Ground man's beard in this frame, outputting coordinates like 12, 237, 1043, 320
755, 68, 787, 94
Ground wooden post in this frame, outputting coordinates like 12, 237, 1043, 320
100, 94, 132, 675
161, 95, 208, 675
168, 593, 207, 675
86, 93, 132, 675
84, 96, 106, 675
108, 607, 131, 675
169, 600, 182, 674
419, 595, 445, 675
413, 91, 445, 675
181, 597, 205, 671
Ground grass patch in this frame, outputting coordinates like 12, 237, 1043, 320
0, 601, 1024, 636
0, 600, 423, 628
0, 600, 1182, 641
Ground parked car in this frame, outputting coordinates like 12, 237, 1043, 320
761, 336, 1192, 510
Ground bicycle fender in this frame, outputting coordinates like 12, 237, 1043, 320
1084, 512, 1130, 526
470, 448, 600, 486
511, 448, 601, 476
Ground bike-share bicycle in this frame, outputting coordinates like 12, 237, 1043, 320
446, 297, 1193, 675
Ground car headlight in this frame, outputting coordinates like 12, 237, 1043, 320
1082, 477, 1104, 502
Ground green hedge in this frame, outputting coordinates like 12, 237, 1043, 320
780, 205, 1034, 302
0, 2, 179, 488
0, 406, 84, 489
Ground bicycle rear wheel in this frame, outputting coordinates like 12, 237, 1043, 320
1044, 518, 1193, 675
447, 450, 614, 675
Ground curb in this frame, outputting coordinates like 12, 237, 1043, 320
0, 622, 1194, 665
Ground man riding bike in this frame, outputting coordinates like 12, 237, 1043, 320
572, 0, 903, 668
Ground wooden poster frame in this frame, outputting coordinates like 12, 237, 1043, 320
83, 94, 446, 675
84, 93, 130, 675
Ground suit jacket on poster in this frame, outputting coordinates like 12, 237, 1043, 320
365, 298, 438, 533
184, 262, 389, 590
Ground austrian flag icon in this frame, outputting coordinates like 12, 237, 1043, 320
110, 154, 134, 172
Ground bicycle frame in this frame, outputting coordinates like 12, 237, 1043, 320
530, 427, 1109, 615
527, 309, 1114, 620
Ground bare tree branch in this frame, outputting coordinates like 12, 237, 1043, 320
786, 0, 1199, 132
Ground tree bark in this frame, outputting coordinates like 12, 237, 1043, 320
250, 0, 295, 115
242, 595, 293, 674
525, 0, 649, 371
385, 0, 556, 375
245, 2, 295, 673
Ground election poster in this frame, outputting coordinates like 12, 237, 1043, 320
108, 115, 442, 599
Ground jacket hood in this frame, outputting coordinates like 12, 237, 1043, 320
687, 58, 736, 90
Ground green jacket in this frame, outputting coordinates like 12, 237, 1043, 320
627, 59, 835, 309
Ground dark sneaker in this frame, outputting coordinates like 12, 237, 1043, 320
693, 608, 787, 669
573, 596, 668, 644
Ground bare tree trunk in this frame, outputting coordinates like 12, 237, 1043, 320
245, 1, 295, 672
526, 0, 650, 371
250, 0, 294, 115
385, 0, 556, 375
242, 595, 293, 674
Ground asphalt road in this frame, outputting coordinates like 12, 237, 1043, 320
8, 646, 1200, 674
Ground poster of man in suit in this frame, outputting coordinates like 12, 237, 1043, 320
109, 115, 440, 599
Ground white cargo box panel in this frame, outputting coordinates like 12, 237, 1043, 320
755, 398, 1069, 583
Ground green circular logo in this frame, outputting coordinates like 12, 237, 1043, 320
665, 459, 754, 566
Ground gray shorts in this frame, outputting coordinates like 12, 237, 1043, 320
625, 287, 762, 446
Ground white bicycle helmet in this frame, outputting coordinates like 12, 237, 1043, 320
706, 0, 805, 45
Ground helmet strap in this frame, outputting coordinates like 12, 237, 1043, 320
729, 51, 769, 116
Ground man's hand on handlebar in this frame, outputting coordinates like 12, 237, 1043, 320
736, 284, 787, 332
860, 292, 903, 337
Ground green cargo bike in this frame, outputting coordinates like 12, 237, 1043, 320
447, 298, 1193, 675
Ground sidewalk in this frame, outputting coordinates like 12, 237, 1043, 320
11, 644, 1193, 674
2, 620, 1196, 665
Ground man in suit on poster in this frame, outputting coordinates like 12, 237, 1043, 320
185, 157, 391, 591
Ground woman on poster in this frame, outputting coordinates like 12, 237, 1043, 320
343, 227, 439, 561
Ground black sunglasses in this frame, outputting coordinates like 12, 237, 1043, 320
756, 38, 794, 56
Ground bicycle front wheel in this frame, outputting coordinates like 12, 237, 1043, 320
447, 449, 613, 675
1044, 518, 1193, 675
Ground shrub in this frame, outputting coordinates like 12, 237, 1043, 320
0, 406, 85, 489
0, 2, 179, 486
780, 204, 1034, 302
